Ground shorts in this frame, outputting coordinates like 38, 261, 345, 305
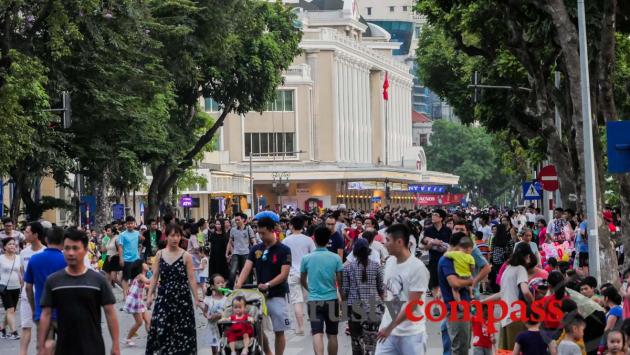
103, 255, 122, 272
265, 296, 291, 332
20, 290, 34, 328
288, 274, 306, 305
1, 288, 20, 309
579, 252, 589, 267
122, 261, 136, 281
307, 299, 340, 335
374, 332, 427, 355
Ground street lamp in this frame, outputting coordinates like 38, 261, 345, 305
272, 172, 290, 195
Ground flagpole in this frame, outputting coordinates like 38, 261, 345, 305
385, 97, 388, 166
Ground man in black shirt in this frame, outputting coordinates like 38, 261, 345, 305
39, 228, 120, 355
236, 217, 291, 355
421, 209, 452, 299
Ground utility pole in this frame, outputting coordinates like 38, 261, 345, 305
554, 71, 563, 208
578, 0, 601, 283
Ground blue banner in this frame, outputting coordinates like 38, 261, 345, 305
408, 185, 446, 194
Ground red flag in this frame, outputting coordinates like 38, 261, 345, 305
382, 72, 389, 101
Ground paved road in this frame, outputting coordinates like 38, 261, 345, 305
0, 288, 449, 355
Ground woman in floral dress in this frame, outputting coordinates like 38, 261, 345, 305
146, 224, 201, 354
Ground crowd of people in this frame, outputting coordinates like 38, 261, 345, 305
0, 204, 627, 355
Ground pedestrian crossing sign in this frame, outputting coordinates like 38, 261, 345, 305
522, 181, 542, 200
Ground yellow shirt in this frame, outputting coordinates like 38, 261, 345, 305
445, 251, 475, 278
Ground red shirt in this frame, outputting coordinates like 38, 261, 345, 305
472, 319, 493, 348
541, 294, 568, 329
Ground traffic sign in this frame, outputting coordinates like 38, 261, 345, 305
112, 203, 125, 220
537, 165, 559, 191
607, 121, 630, 173
522, 181, 542, 200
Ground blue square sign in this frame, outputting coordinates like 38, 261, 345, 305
522, 181, 542, 200
607, 121, 630, 173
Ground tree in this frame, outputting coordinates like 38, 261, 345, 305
415, 0, 630, 284
425, 120, 521, 206
144, 0, 302, 219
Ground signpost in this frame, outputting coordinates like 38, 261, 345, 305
522, 181, 542, 201
112, 204, 125, 221
180, 196, 193, 207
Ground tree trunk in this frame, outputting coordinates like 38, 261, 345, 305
9, 182, 21, 223
93, 171, 111, 232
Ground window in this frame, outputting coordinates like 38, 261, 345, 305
402, 6, 408, 11
244, 132, 296, 158
204, 97, 220, 112
366, 7, 372, 15
265, 90, 294, 111
419, 134, 428, 146
389, 6, 395, 12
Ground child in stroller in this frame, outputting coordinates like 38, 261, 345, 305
218, 288, 265, 355
222, 296, 254, 355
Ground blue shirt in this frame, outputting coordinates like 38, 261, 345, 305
23, 248, 66, 320
576, 221, 589, 253
117, 230, 140, 262
300, 247, 343, 301
471, 246, 487, 299
437, 256, 471, 304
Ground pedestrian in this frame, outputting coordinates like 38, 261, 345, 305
142, 219, 161, 262
117, 216, 141, 297
0, 218, 25, 251
488, 224, 510, 293
24, 226, 66, 355
324, 216, 345, 260
376, 224, 430, 355
437, 232, 474, 355
235, 217, 292, 355
555, 315, 586, 355
102, 226, 122, 289
471, 304, 494, 355
420, 209, 451, 300
602, 330, 625, 355
513, 307, 550, 355
19, 221, 46, 355
202, 274, 227, 355
498, 243, 535, 350
282, 216, 316, 336
0, 237, 22, 340
226, 213, 256, 288
198, 247, 209, 297
540, 271, 569, 341
146, 223, 200, 355
122, 260, 151, 347
208, 219, 230, 281
342, 238, 384, 355
37, 227, 120, 355
300, 225, 343, 355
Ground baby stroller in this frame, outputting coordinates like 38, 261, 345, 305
218, 286, 266, 355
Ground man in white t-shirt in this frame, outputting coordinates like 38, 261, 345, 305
376, 224, 429, 355
19, 221, 45, 355
282, 216, 315, 336
1, 218, 25, 253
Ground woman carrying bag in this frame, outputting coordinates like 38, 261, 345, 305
0, 237, 22, 339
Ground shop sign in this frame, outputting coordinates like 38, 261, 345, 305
415, 193, 464, 206
408, 185, 446, 193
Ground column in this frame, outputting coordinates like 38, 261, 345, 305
344, 60, 352, 162
333, 56, 340, 162
360, 66, 368, 163
352, 63, 360, 163
340, 59, 347, 161
365, 68, 372, 163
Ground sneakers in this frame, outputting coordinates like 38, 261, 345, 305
122, 339, 136, 346
8, 332, 20, 340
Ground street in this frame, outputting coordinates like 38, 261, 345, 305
0, 287, 449, 355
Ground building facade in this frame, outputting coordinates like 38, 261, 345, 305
205, 0, 457, 213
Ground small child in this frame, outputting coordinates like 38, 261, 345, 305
554, 315, 586, 355
513, 307, 549, 355
444, 236, 475, 302
198, 248, 209, 296
222, 296, 254, 355
203, 274, 227, 354
123, 260, 151, 346
604, 330, 625, 355
471, 304, 494, 355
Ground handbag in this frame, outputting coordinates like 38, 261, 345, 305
0, 256, 17, 294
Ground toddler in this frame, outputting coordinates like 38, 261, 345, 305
444, 236, 475, 303
604, 330, 625, 355
222, 296, 254, 355
203, 274, 227, 354
123, 260, 151, 346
